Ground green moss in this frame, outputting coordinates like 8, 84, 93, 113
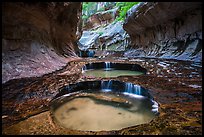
98, 31, 103, 36
115, 2, 140, 21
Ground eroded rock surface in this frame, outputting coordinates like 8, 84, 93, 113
83, 7, 119, 31
2, 2, 82, 83
2, 57, 202, 135
79, 21, 129, 51
2, 2, 202, 135
123, 2, 202, 62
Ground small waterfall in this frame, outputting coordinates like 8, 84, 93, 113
101, 80, 112, 92
134, 85, 141, 95
82, 65, 87, 73
151, 100, 159, 113
105, 62, 111, 70
125, 83, 141, 95
125, 83, 134, 93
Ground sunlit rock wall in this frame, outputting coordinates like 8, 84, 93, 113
2, 2, 82, 83
83, 7, 119, 31
123, 2, 202, 61
79, 21, 130, 51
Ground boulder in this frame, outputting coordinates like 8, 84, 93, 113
78, 31, 100, 50
79, 21, 130, 51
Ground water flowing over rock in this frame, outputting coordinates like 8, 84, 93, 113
123, 2, 202, 62
2, 2, 202, 135
2, 2, 82, 83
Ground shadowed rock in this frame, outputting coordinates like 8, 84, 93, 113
123, 2, 202, 62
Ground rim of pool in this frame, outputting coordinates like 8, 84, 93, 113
50, 80, 159, 132
81, 62, 147, 78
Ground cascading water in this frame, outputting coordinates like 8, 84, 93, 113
50, 81, 159, 131
82, 62, 146, 78
123, 83, 143, 99
101, 80, 112, 92
105, 62, 111, 70
134, 85, 141, 95
82, 65, 87, 73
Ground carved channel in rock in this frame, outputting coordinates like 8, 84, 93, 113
50, 80, 159, 131
82, 62, 147, 78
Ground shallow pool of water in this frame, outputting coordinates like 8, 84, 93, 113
52, 91, 158, 131
82, 69, 144, 78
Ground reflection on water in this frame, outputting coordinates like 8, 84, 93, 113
53, 91, 158, 131
83, 69, 144, 78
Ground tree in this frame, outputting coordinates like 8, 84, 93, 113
115, 2, 139, 21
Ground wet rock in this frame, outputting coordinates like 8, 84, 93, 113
78, 31, 100, 50
77, 50, 95, 57
123, 2, 202, 62
79, 21, 130, 51
98, 21, 129, 51
2, 57, 202, 135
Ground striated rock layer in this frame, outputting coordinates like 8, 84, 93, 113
123, 2, 202, 62
83, 7, 119, 31
79, 21, 129, 51
2, 2, 82, 83
2, 58, 202, 135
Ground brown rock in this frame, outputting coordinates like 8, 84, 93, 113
83, 8, 118, 30
2, 2, 82, 83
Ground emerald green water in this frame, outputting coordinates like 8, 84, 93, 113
83, 69, 144, 78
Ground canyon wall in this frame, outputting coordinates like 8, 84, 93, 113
2, 2, 82, 83
123, 2, 202, 62
83, 7, 119, 31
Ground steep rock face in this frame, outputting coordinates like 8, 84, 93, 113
123, 2, 202, 61
2, 2, 82, 83
83, 8, 119, 31
98, 21, 129, 51
78, 31, 100, 50
79, 21, 130, 51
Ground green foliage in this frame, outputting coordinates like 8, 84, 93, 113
82, 15, 89, 20
82, 2, 98, 17
81, 2, 139, 26
115, 2, 139, 21
98, 31, 103, 36
98, 7, 105, 12
82, 2, 117, 19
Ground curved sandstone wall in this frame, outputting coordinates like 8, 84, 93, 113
2, 2, 82, 83
123, 2, 202, 61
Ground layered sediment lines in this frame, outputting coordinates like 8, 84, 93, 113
123, 2, 202, 61
2, 2, 82, 83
